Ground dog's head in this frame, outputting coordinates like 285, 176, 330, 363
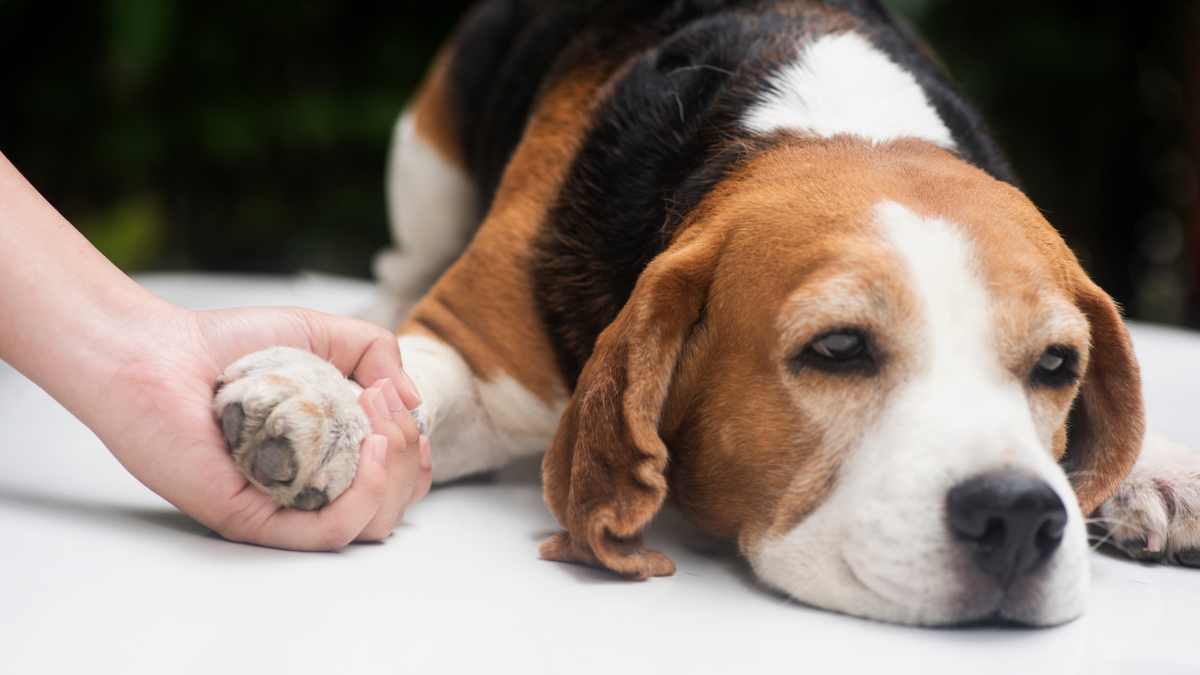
540, 137, 1143, 626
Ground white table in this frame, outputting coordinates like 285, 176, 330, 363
1, 273, 1198, 674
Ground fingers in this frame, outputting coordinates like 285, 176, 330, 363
215, 430, 391, 551
367, 379, 421, 447
412, 436, 433, 504
306, 434, 392, 549
354, 382, 424, 541
196, 308, 433, 550
299, 311, 423, 410
196, 306, 421, 408
387, 366, 424, 412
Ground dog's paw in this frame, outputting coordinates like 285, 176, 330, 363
212, 347, 369, 510
1095, 431, 1200, 566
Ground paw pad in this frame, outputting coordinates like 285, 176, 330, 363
213, 347, 369, 510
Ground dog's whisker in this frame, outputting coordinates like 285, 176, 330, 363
1088, 531, 1120, 552
667, 64, 736, 77
664, 91, 685, 121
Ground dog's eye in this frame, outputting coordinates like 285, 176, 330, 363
813, 332, 865, 359
1031, 345, 1079, 388
1037, 352, 1064, 373
788, 329, 877, 377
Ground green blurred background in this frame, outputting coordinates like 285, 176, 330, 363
2, 0, 1198, 326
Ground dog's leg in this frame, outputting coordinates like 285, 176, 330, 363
1094, 431, 1200, 564
210, 330, 565, 507
398, 330, 566, 482
383, 54, 606, 483
214, 27, 595, 499
363, 48, 480, 330
213, 309, 567, 506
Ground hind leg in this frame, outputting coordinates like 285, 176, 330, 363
365, 48, 481, 330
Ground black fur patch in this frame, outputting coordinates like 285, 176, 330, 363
534, 6, 805, 384
447, 0, 767, 207
443, 0, 1017, 386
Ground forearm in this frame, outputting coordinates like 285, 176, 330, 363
0, 150, 181, 426
0, 151, 431, 547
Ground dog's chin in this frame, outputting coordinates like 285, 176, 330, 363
813, 575, 1088, 628
922, 566, 1088, 628
942, 596, 1085, 629
753, 531, 1091, 628
868, 561, 1089, 628
989, 566, 1090, 628
928, 586, 1086, 628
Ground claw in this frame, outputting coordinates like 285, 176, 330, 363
1146, 531, 1164, 553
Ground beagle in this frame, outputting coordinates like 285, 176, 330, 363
212, 0, 1200, 626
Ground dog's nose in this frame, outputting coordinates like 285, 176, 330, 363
945, 473, 1067, 587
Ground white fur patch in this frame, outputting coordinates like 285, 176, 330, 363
751, 201, 1088, 626
366, 111, 479, 328
742, 32, 955, 149
398, 335, 566, 481
878, 200, 993, 378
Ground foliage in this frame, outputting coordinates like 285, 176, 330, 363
1, 0, 1196, 324
1, 0, 472, 276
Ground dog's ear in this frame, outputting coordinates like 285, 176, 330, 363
1062, 276, 1145, 516
539, 230, 723, 580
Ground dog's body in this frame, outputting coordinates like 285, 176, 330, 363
214, 0, 1200, 626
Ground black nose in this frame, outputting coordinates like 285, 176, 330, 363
946, 473, 1067, 587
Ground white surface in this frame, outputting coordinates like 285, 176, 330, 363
1, 273, 1198, 674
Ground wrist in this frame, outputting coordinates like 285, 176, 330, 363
0, 151, 189, 426
22, 278, 187, 427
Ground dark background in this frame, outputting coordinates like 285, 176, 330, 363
2, 0, 1198, 326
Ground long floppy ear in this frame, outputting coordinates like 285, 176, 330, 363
539, 231, 723, 580
1063, 276, 1145, 516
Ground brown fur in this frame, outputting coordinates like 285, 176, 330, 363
411, 42, 469, 170
538, 136, 1144, 575
389, 15, 1144, 577
1063, 281, 1145, 515
541, 225, 728, 579
398, 56, 617, 403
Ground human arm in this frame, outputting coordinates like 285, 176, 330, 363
0, 149, 431, 549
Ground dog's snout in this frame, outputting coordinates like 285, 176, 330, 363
946, 473, 1067, 587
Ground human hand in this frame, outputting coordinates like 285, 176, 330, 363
92, 303, 433, 550
0, 150, 431, 548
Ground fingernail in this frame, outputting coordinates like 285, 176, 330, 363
419, 435, 432, 471
380, 379, 404, 411
371, 435, 388, 466
400, 369, 423, 408
372, 388, 392, 419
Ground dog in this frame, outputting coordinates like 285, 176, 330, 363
211, 0, 1200, 626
